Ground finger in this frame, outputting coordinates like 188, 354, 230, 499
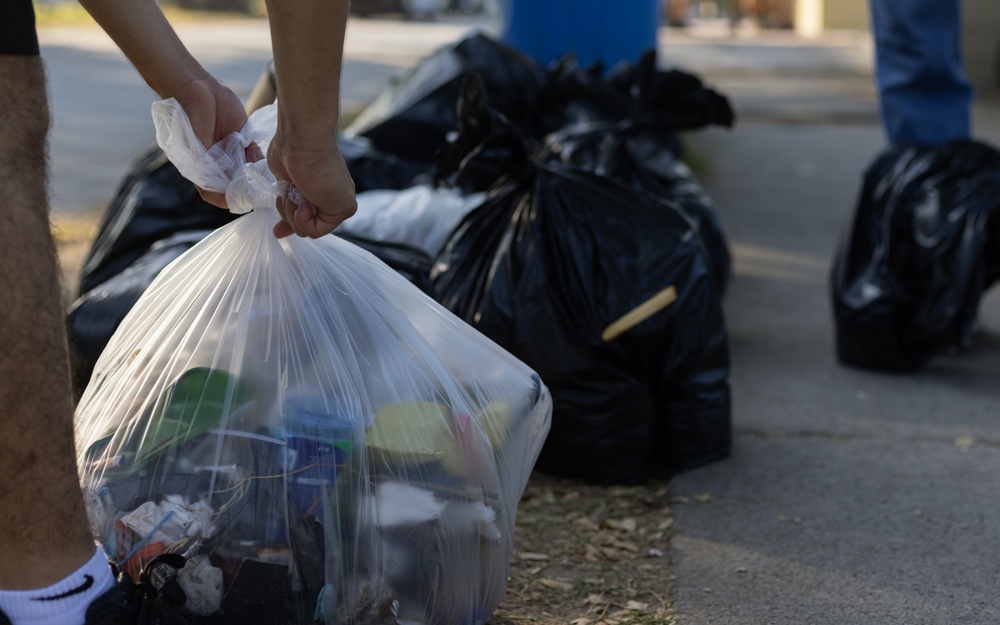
273, 220, 294, 239
198, 187, 228, 209
246, 142, 264, 162
274, 195, 296, 237
289, 201, 316, 238
299, 204, 346, 239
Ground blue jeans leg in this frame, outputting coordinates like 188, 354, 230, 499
869, 0, 974, 146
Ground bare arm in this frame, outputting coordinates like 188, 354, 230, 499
264, 0, 358, 238
77, 0, 250, 206
76, 0, 202, 100
79, 0, 356, 234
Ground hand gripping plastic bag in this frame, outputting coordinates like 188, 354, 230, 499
68, 132, 433, 395
75, 98, 552, 625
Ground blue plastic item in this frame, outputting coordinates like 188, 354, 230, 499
500, 0, 660, 69
282, 396, 357, 521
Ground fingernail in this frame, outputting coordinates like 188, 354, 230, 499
287, 185, 306, 205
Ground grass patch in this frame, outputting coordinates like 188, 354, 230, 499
490, 473, 675, 625
33, 2, 97, 27
33, 1, 265, 28
52, 206, 103, 304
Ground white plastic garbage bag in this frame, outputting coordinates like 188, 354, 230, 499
75, 98, 551, 625
337, 186, 485, 258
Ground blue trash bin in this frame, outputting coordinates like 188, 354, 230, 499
500, 0, 661, 69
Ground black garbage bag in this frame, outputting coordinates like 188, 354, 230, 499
538, 49, 735, 138
78, 147, 238, 296
338, 133, 432, 191
541, 123, 732, 292
606, 49, 735, 132
344, 32, 548, 163
831, 140, 1000, 371
431, 76, 731, 483
69, 230, 210, 393
453, 48, 735, 291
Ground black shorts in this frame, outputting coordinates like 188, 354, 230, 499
1, 0, 40, 56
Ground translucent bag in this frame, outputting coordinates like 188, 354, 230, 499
75, 99, 552, 625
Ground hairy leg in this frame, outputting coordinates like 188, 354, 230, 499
0, 55, 96, 589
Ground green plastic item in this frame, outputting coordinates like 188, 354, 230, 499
87, 367, 253, 472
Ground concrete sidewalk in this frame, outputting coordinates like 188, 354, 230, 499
661, 27, 1000, 624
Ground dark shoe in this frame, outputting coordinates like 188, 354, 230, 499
0, 554, 204, 625
90, 554, 205, 625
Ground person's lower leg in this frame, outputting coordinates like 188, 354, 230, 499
0, 54, 98, 590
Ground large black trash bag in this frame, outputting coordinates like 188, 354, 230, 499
78, 147, 238, 296
542, 125, 731, 293
338, 133, 432, 191
431, 77, 731, 483
537, 53, 734, 293
344, 32, 548, 163
68, 231, 209, 393
831, 140, 1000, 371
537, 49, 735, 138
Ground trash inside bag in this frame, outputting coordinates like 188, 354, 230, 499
75, 98, 552, 625
831, 140, 1000, 371
430, 77, 731, 484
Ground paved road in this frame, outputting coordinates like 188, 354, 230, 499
675, 121, 1000, 624
667, 26, 1000, 625
40, 16, 491, 216
41, 17, 890, 217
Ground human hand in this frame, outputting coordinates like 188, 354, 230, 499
171, 76, 262, 208
267, 134, 357, 239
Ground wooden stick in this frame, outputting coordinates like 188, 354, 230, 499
601, 285, 678, 342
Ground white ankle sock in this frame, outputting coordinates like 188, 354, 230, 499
0, 547, 117, 625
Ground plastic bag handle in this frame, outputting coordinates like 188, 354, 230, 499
152, 98, 286, 215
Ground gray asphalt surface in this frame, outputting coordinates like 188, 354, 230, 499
40, 17, 488, 215
667, 25, 1000, 625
